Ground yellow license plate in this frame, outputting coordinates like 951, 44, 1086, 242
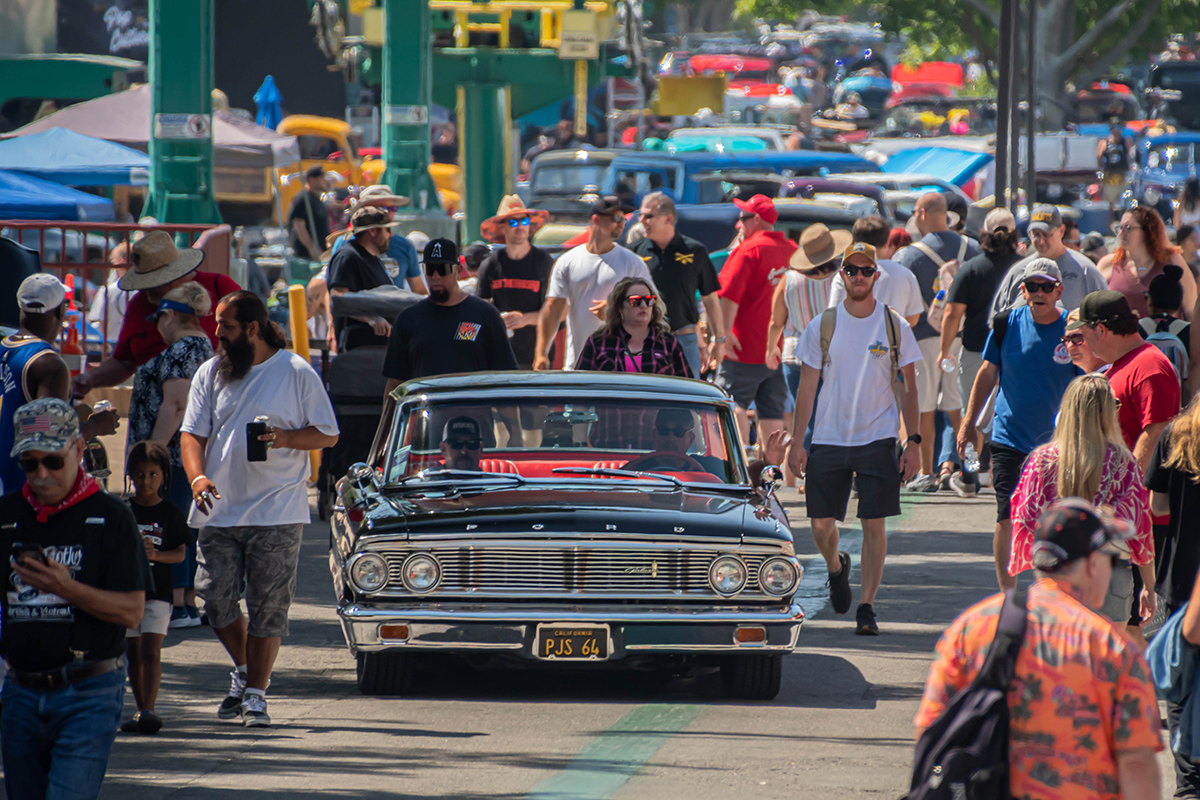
536, 624, 609, 661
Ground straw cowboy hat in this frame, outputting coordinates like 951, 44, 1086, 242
350, 184, 409, 214
789, 223, 853, 277
349, 206, 402, 237
480, 195, 551, 243
118, 230, 205, 291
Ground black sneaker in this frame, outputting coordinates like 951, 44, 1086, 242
855, 603, 879, 635
218, 670, 247, 720
827, 551, 853, 615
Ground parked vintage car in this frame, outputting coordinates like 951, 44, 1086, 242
330, 372, 803, 700
525, 148, 619, 224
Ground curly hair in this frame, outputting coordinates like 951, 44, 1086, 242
161, 281, 213, 322
597, 276, 667, 337
1113, 206, 1178, 267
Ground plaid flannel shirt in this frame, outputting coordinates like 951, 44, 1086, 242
573, 326, 693, 378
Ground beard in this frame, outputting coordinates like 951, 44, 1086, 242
217, 332, 255, 382
845, 282, 873, 302
430, 287, 451, 303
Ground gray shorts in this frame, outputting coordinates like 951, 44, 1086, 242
716, 360, 787, 420
196, 524, 305, 638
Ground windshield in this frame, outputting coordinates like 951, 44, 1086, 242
531, 165, 608, 195
1146, 143, 1195, 172
384, 398, 747, 486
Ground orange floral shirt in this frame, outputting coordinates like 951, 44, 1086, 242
914, 579, 1162, 799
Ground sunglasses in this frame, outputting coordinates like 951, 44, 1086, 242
737, 213, 755, 222
656, 424, 689, 437
1114, 222, 1143, 235
445, 438, 481, 450
18, 454, 67, 473
424, 262, 456, 276
1023, 280, 1059, 293
842, 265, 876, 277
627, 294, 657, 307
1061, 333, 1086, 346
508, 217, 531, 228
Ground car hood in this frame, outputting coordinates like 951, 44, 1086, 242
367, 483, 789, 544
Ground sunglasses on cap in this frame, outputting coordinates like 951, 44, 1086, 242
656, 424, 689, 437
18, 454, 67, 473
425, 261, 456, 276
445, 437, 481, 450
627, 294, 657, 307
508, 217, 531, 228
842, 265, 876, 277
1023, 280, 1059, 293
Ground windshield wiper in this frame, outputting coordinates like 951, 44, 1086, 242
399, 469, 525, 485
551, 466, 682, 487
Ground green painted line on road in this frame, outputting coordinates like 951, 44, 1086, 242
524, 703, 707, 800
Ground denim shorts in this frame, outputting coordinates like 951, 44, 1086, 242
196, 523, 305, 638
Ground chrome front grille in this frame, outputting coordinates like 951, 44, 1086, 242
379, 544, 772, 599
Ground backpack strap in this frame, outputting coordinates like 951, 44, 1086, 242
818, 307, 837, 370
910, 240, 946, 268
956, 235, 968, 263
990, 311, 1010, 355
882, 304, 905, 412
972, 589, 1028, 691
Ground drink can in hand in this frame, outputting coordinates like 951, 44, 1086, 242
246, 415, 270, 462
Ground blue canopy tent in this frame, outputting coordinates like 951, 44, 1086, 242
880, 147, 994, 187
0, 170, 115, 221
0, 127, 149, 186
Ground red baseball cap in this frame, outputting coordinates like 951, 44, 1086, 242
733, 194, 778, 225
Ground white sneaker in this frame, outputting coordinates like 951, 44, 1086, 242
977, 471, 993, 489
905, 473, 938, 493
949, 471, 977, 498
241, 693, 271, 727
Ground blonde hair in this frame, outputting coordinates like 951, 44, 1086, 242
1166, 391, 1200, 480
161, 281, 212, 321
597, 276, 667, 337
1049, 374, 1128, 499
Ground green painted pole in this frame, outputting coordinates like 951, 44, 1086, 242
457, 82, 511, 244
146, 0, 222, 224
382, 0, 441, 214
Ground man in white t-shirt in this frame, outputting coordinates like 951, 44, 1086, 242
827, 215, 923, 326
181, 291, 339, 728
533, 196, 652, 370
788, 242, 921, 636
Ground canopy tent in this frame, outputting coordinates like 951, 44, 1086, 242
0, 170, 115, 221
880, 147, 994, 186
891, 62, 964, 88
0, 128, 149, 186
4, 85, 300, 170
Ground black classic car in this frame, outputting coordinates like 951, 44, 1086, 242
330, 372, 804, 700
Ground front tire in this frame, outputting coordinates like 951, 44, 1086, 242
721, 654, 782, 700
356, 651, 416, 695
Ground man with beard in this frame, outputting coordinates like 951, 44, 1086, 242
440, 417, 484, 471
382, 239, 517, 395
788, 242, 922, 635
181, 291, 339, 728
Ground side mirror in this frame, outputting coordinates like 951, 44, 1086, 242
347, 462, 378, 492
759, 465, 783, 499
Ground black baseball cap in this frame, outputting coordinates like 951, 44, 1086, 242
590, 196, 634, 217
1031, 498, 1134, 572
1065, 290, 1135, 331
424, 238, 459, 265
441, 416, 481, 443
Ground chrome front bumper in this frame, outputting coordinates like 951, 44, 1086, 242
338, 602, 804, 656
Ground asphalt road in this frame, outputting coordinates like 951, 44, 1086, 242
0, 486, 1178, 799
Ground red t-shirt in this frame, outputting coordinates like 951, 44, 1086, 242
717, 230, 797, 365
112, 271, 241, 366
1107, 342, 1180, 451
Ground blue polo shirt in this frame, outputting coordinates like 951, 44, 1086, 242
983, 306, 1080, 454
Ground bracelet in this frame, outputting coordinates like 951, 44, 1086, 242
190, 475, 208, 488
715, 336, 727, 343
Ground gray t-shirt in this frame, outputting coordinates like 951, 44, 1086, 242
989, 248, 1107, 318
898, 231, 981, 340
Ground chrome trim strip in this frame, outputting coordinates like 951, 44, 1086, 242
339, 603, 805, 624
364, 538, 786, 552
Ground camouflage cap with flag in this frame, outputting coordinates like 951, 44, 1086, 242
11, 397, 80, 457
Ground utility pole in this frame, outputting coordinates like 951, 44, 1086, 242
994, 0, 1014, 211
1024, 0, 1037, 211
381, 0, 442, 212
146, 0, 221, 224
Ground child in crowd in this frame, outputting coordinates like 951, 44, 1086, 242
121, 441, 188, 734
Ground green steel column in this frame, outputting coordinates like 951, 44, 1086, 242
457, 82, 511, 243
382, 0, 441, 212
146, 0, 221, 224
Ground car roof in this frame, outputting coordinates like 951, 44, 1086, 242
395, 371, 733, 401
609, 150, 876, 169
531, 149, 620, 167
835, 172, 954, 188
1142, 134, 1200, 146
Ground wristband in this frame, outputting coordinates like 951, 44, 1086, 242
715, 336, 727, 343
190, 475, 208, 488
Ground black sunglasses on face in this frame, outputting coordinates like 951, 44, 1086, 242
445, 438, 481, 450
425, 262, 456, 276
842, 265, 876, 277
18, 454, 67, 473
737, 213, 755, 222
627, 294, 657, 307
1023, 280, 1058, 293
656, 425, 689, 437
1061, 333, 1086, 346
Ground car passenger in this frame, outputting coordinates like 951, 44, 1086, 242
440, 417, 483, 472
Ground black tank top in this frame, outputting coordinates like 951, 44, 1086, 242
1104, 138, 1130, 172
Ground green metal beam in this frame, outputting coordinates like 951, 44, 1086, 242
457, 82, 511, 242
432, 47, 607, 119
381, 0, 442, 211
0, 55, 143, 115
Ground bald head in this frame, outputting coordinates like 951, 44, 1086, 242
915, 192, 948, 234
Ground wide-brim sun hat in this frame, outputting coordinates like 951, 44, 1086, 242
350, 184, 410, 215
790, 223, 853, 277
118, 230, 205, 291
348, 206, 403, 237
480, 195, 551, 243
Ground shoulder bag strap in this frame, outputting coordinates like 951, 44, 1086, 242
956, 235, 968, 263
973, 589, 1028, 690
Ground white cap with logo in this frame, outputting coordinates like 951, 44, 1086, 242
17, 273, 67, 314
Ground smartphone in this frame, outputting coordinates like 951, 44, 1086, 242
11, 543, 48, 566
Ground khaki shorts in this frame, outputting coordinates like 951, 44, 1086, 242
196, 524, 305, 638
913, 337, 962, 414
127, 599, 172, 637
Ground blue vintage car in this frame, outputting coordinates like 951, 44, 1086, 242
601, 150, 879, 207
1133, 133, 1200, 221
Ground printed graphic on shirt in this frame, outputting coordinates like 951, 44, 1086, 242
768, 266, 790, 284
674, 253, 694, 264
1053, 342, 1072, 365
455, 322, 482, 342
7, 545, 83, 622
492, 278, 541, 291
868, 341, 888, 359
138, 523, 164, 548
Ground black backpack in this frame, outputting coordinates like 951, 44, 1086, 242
904, 590, 1028, 800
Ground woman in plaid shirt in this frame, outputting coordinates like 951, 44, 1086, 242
574, 277, 693, 377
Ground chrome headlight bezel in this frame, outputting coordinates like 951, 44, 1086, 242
758, 557, 799, 596
348, 552, 389, 594
401, 553, 442, 594
709, 555, 748, 596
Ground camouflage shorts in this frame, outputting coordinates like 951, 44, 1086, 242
195, 524, 304, 638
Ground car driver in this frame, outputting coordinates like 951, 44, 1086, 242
621, 408, 709, 473
440, 416, 483, 471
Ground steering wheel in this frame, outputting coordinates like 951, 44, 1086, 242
621, 452, 706, 474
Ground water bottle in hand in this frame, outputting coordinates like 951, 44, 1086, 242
963, 443, 980, 474
939, 357, 956, 374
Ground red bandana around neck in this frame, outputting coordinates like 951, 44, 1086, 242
22, 469, 101, 524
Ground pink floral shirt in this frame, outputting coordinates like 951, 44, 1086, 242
1009, 443, 1153, 575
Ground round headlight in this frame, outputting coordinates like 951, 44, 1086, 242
401, 553, 442, 593
759, 558, 799, 596
709, 556, 747, 596
349, 552, 388, 593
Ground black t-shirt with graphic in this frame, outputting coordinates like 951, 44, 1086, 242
129, 499, 190, 604
477, 246, 555, 367
0, 491, 150, 672
382, 295, 518, 384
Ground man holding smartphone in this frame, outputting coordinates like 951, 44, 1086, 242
0, 397, 149, 800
